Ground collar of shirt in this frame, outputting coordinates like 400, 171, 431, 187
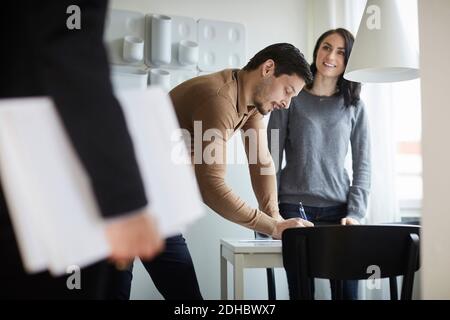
233, 69, 252, 116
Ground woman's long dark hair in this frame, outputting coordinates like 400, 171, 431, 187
308, 28, 361, 107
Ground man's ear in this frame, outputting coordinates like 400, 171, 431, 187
261, 59, 275, 77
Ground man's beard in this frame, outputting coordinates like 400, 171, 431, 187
254, 102, 268, 115
253, 78, 272, 115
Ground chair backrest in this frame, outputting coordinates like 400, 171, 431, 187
282, 225, 420, 299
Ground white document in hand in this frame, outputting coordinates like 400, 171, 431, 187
0, 88, 204, 276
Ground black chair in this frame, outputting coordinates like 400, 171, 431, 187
282, 225, 420, 300
255, 232, 277, 300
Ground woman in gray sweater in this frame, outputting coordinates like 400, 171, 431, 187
268, 28, 370, 300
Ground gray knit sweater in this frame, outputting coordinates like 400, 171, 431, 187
267, 90, 371, 220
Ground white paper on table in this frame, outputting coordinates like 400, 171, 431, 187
237, 240, 281, 243
0, 88, 204, 276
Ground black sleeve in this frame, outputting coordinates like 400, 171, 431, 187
30, 0, 148, 218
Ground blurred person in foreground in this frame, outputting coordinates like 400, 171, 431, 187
0, 0, 163, 299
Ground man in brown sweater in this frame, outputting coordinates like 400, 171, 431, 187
114, 43, 315, 300
170, 43, 314, 239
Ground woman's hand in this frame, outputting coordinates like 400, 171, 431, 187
340, 217, 360, 225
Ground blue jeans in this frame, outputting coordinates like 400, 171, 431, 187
106, 234, 203, 300
279, 203, 358, 300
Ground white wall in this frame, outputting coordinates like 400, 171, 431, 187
418, 0, 450, 299
109, 0, 309, 300
110, 0, 308, 60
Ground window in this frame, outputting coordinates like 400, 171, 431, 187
393, 79, 422, 220
393, 1, 422, 221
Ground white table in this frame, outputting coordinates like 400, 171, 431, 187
220, 239, 283, 300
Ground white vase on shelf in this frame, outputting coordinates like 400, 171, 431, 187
151, 14, 172, 66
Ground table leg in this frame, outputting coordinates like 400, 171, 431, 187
220, 251, 228, 300
233, 254, 244, 300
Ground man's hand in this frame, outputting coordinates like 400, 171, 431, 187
271, 217, 314, 239
105, 210, 164, 267
341, 217, 360, 225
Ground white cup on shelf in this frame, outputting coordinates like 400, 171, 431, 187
151, 15, 172, 66
150, 69, 171, 91
178, 40, 199, 66
122, 35, 144, 63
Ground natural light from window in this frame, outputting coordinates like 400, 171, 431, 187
394, 0, 422, 219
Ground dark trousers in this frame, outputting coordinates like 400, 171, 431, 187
106, 234, 203, 300
0, 192, 112, 299
279, 202, 358, 300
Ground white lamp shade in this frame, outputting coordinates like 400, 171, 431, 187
344, 0, 419, 83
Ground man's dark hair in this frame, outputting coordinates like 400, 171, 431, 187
243, 43, 313, 85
